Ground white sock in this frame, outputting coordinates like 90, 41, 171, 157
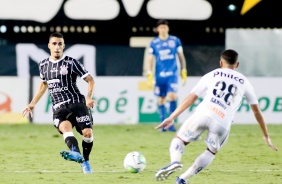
63, 132, 74, 140
169, 137, 185, 163
180, 150, 215, 180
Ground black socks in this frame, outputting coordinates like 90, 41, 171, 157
82, 141, 93, 161
65, 136, 80, 153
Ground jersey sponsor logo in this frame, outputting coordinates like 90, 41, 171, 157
159, 71, 173, 77
168, 40, 176, 48
50, 68, 58, 73
159, 49, 174, 60
76, 115, 90, 123
47, 79, 60, 84
49, 86, 68, 94
213, 71, 244, 84
205, 104, 225, 119
60, 65, 68, 75
162, 42, 168, 47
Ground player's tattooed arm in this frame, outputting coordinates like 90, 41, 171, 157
84, 74, 96, 108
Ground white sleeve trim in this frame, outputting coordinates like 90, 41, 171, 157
177, 46, 183, 53
81, 73, 90, 79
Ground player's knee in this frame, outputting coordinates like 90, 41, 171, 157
83, 134, 94, 143
158, 97, 166, 105
82, 128, 93, 143
205, 140, 219, 154
205, 136, 220, 154
167, 92, 177, 101
170, 96, 177, 101
207, 147, 217, 155
82, 128, 93, 138
59, 121, 73, 133
206, 142, 219, 154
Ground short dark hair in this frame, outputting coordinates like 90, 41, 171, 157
156, 19, 169, 27
49, 32, 64, 40
221, 49, 238, 65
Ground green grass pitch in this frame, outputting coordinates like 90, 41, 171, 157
0, 123, 281, 184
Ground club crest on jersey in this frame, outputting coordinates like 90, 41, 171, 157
60, 65, 68, 75
50, 68, 58, 73
168, 40, 175, 48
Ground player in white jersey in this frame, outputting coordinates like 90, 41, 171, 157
22, 32, 96, 174
154, 49, 278, 184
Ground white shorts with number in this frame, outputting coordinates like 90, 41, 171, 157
177, 113, 230, 153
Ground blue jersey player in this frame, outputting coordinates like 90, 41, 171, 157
147, 20, 187, 132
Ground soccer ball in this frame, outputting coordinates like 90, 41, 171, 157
123, 151, 146, 173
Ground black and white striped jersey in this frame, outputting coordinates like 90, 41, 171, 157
39, 55, 89, 109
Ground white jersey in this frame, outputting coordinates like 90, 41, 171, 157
191, 68, 258, 130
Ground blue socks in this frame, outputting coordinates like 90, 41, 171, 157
168, 101, 177, 131
158, 104, 166, 122
169, 101, 177, 114
158, 101, 177, 132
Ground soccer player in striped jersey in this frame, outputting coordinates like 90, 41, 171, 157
22, 32, 96, 174
154, 49, 278, 184
147, 20, 187, 132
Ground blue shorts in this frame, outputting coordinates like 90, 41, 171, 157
154, 76, 178, 97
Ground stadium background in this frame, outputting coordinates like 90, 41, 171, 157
0, 0, 281, 124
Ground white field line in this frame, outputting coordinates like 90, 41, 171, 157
1, 170, 124, 173
1, 169, 282, 173
222, 134, 282, 138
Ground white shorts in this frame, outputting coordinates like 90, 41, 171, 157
177, 113, 230, 153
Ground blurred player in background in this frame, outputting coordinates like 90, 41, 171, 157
147, 19, 188, 132
155, 49, 278, 183
22, 32, 96, 174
